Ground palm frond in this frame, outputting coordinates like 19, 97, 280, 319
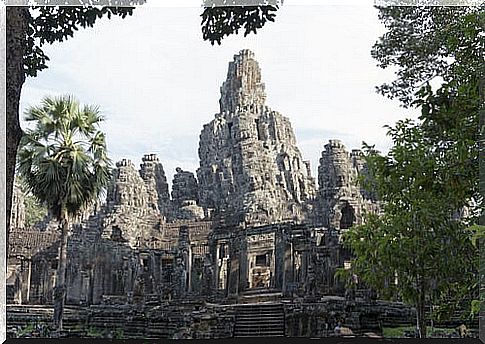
16, 95, 112, 221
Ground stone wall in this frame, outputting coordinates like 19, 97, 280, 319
6, 299, 417, 339
283, 298, 416, 337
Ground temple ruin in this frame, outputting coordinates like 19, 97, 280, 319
7, 50, 420, 339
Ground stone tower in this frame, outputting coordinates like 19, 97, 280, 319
197, 50, 316, 226
316, 140, 379, 229
171, 167, 200, 209
139, 153, 171, 217
171, 167, 205, 221
104, 159, 159, 247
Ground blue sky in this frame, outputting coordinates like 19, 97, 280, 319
20, 2, 418, 186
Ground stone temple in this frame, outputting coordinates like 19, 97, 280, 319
7, 50, 417, 339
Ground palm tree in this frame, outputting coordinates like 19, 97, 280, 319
17, 95, 111, 332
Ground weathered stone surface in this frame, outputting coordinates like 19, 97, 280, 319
171, 168, 205, 221
176, 200, 205, 221
6, 299, 418, 339
104, 159, 160, 247
316, 140, 379, 229
197, 50, 316, 226
171, 168, 199, 208
139, 154, 171, 218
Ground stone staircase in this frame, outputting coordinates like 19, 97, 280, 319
233, 302, 285, 337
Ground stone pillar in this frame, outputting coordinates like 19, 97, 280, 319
277, 229, 290, 291
215, 242, 220, 290
25, 259, 32, 303
178, 226, 190, 296
227, 237, 240, 297
238, 235, 248, 293
188, 245, 192, 293
283, 239, 293, 296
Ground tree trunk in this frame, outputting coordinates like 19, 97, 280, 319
53, 212, 70, 331
6, 6, 29, 255
417, 287, 427, 338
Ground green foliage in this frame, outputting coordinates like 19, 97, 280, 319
86, 326, 103, 338
113, 328, 124, 339
201, 5, 278, 45
344, 121, 479, 334
334, 267, 352, 286
25, 3, 279, 76
371, 6, 484, 107
23, 193, 48, 228
383, 326, 455, 338
343, 8, 484, 334
17, 323, 35, 337
16, 175, 48, 228
17, 95, 111, 221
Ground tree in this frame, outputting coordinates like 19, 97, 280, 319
201, 4, 278, 45
341, 6, 483, 338
343, 125, 479, 337
17, 95, 111, 331
371, 6, 483, 107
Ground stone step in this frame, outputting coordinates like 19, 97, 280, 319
233, 302, 285, 337
236, 316, 285, 324
235, 325, 285, 331
235, 319, 284, 325
236, 314, 284, 319
236, 304, 283, 309
237, 310, 284, 315
236, 310, 284, 315
234, 332, 284, 337
237, 315, 284, 320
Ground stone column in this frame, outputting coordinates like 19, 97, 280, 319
188, 245, 192, 293
25, 259, 32, 303
215, 242, 220, 290
227, 237, 240, 297
281, 231, 292, 293
178, 226, 190, 296
238, 235, 248, 293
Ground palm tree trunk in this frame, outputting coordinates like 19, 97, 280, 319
6, 6, 29, 256
53, 211, 69, 331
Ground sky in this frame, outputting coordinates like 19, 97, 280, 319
19, 2, 418, 187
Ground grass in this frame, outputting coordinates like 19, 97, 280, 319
114, 328, 125, 339
383, 326, 456, 338
17, 323, 35, 337
85, 326, 103, 338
